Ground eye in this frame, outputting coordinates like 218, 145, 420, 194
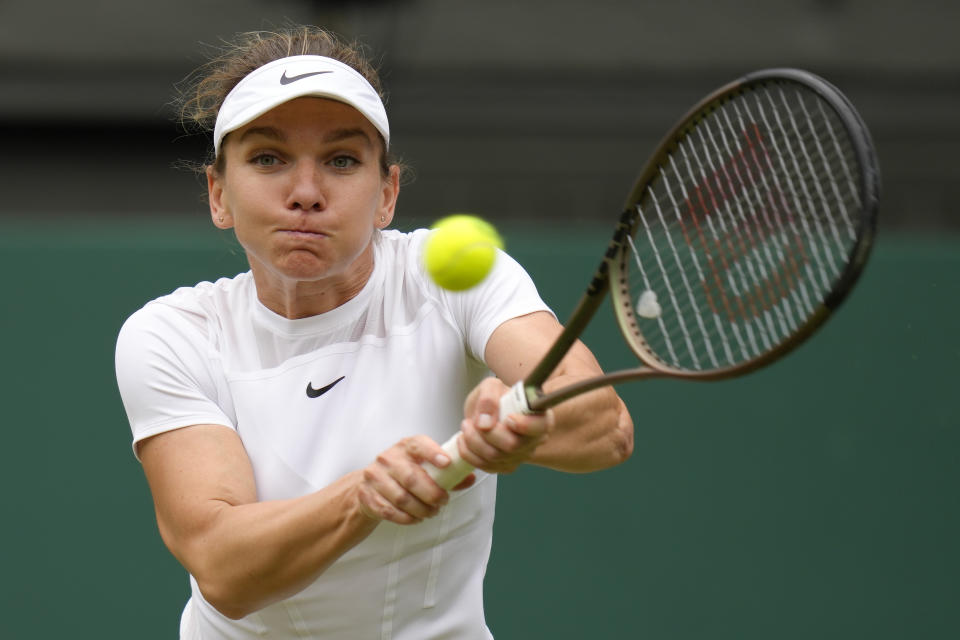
330, 155, 358, 169
251, 153, 281, 168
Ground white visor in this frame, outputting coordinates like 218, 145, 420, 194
213, 55, 389, 156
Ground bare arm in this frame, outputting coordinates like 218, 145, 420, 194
139, 425, 455, 619
137, 312, 629, 618
455, 310, 634, 474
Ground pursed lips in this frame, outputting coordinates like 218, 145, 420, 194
278, 227, 329, 238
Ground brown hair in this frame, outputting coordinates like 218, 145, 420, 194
177, 25, 401, 177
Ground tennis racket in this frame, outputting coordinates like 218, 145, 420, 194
424, 68, 880, 490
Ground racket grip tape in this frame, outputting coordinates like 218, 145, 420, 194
423, 381, 532, 490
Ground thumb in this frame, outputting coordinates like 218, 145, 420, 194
465, 380, 504, 432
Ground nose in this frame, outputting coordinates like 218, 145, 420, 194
285, 162, 326, 212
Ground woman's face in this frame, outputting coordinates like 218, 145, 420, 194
208, 97, 398, 305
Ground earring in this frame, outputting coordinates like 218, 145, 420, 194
219, 216, 224, 223
380, 216, 386, 223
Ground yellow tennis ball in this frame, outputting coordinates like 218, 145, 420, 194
424, 214, 504, 291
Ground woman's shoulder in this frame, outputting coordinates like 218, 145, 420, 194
375, 228, 432, 284
121, 271, 255, 337
377, 228, 430, 259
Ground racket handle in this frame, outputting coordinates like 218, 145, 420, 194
423, 381, 531, 490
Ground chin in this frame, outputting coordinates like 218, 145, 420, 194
270, 250, 335, 280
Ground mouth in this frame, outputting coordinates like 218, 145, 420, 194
278, 228, 329, 239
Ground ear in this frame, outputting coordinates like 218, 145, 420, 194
376, 165, 400, 229
207, 165, 234, 229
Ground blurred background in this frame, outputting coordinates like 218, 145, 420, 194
2, 1, 957, 638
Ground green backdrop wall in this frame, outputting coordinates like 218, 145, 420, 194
2, 218, 956, 638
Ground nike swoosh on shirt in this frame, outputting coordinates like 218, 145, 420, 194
306, 375, 345, 398
280, 70, 333, 85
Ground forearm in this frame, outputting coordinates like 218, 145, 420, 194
144, 425, 453, 620
482, 315, 635, 473
167, 471, 377, 619
529, 382, 634, 472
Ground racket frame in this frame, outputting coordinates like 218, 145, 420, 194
526, 68, 880, 410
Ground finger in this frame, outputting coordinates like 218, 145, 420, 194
479, 422, 526, 454
465, 379, 506, 431
459, 418, 543, 473
457, 418, 508, 467
367, 440, 452, 519
475, 412, 496, 432
403, 434, 453, 469
503, 411, 553, 439
450, 473, 476, 491
394, 464, 450, 511
388, 442, 454, 506
357, 478, 421, 525
368, 463, 444, 521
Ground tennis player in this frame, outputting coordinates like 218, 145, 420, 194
115, 26, 633, 640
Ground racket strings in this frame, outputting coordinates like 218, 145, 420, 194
683, 130, 774, 356
732, 97, 821, 318
757, 90, 842, 289
625, 82, 863, 371
695, 122, 785, 354
701, 113, 796, 341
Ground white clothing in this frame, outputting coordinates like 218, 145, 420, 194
115, 229, 552, 639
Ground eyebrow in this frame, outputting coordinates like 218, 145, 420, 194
324, 127, 374, 147
238, 126, 286, 144
237, 125, 373, 147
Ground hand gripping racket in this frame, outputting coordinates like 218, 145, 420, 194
424, 68, 880, 490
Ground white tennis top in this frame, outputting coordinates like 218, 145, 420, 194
115, 229, 552, 639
